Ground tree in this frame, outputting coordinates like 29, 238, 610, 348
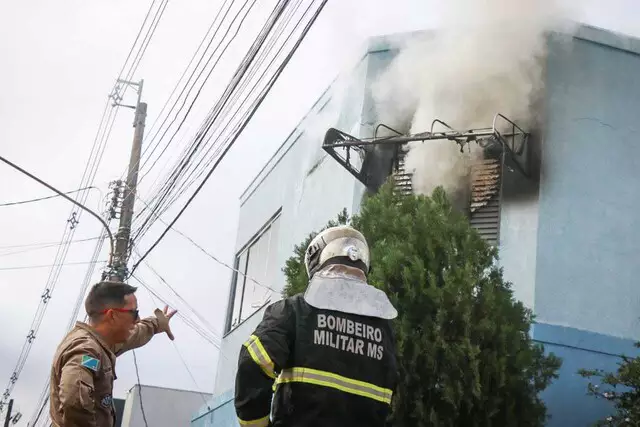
579, 346, 640, 426
282, 183, 562, 426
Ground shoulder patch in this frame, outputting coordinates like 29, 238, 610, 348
81, 355, 100, 372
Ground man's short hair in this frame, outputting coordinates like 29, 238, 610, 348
85, 281, 138, 321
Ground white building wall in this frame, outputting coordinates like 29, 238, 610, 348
121, 385, 212, 427
212, 54, 370, 396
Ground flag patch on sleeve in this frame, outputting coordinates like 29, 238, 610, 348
81, 355, 100, 372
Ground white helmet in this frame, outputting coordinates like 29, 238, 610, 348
304, 225, 370, 278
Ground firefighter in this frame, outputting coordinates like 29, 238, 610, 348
235, 225, 398, 427
50, 280, 176, 427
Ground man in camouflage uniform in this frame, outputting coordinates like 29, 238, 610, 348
50, 280, 176, 427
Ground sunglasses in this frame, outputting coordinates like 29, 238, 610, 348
101, 308, 139, 320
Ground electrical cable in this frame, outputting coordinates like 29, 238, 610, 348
131, 192, 274, 294
131, 0, 328, 276
131, 0, 313, 239
130, 0, 291, 242
132, 353, 150, 427
0, 260, 106, 272
135, 0, 235, 179
0, 0, 169, 412
0, 186, 98, 207
130, 273, 220, 347
142, 286, 212, 408
135, 255, 221, 337
131, 0, 260, 228
140, 0, 304, 220
0, 237, 101, 256
160, 0, 308, 210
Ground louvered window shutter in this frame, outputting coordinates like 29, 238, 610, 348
469, 156, 503, 245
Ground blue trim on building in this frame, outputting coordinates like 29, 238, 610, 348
191, 390, 236, 426
534, 323, 639, 358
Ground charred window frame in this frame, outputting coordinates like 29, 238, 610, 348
225, 209, 282, 334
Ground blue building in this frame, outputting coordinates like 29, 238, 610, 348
192, 24, 640, 427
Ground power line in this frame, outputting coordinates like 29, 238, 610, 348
130, 0, 318, 242
131, 0, 292, 246
0, 261, 106, 272
142, 286, 212, 408
0, 236, 101, 252
0, 0, 167, 412
131, 0, 328, 275
132, 193, 274, 294
135, 254, 221, 337
132, 354, 150, 427
130, 0, 260, 232
0, 186, 98, 207
130, 273, 220, 347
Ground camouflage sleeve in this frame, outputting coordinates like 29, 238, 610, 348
58, 341, 100, 427
114, 316, 159, 356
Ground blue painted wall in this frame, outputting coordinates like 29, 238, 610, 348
191, 390, 238, 427
535, 33, 640, 425
536, 35, 640, 339
534, 324, 638, 426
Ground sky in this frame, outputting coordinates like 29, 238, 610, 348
0, 0, 638, 423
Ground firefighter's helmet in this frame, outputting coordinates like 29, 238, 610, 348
304, 225, 370, 278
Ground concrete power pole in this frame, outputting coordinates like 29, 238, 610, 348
110, 79, 147, 282
3, 399, 12, 427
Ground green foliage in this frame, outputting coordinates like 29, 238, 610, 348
579, 343, 640, 426
282, 183, 562, 426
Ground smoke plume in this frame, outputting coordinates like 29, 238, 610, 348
373, 0, 575, 199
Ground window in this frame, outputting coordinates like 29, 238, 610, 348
469, 155, 502, 246
226, 212, 281, 332
391, 144, 502, 246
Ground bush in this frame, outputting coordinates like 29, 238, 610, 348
579, 345, 640, 426
282, 183, 561, 426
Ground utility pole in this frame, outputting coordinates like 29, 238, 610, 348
3, 399, 12, 427
109, 79, 147, 282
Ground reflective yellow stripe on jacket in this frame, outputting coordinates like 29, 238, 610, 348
238, 414, 270, 427
243, 335, 276, 379
276, 367, 393, 404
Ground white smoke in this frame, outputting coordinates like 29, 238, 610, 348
373, 0, 576, 199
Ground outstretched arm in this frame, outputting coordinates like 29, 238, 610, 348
235, 299, 295, 427
115, 305, 176, 356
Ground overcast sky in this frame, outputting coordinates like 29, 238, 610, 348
0, 0, 638, 423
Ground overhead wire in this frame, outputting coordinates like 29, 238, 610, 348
131, 0, 315, 241
134, 252, 221, 337
130, 273, 220, 347
0, 260, 106, 272
0, 237, 101, 257
135, 0, 236, 180
143, 285, 212, 408
0, 0, 168, 414
129, 0, 291, 243
131, 0, 260, 231
131, 192, 275, 294
28, 229, 109, 427
0, 186, 98, 207
161, 0, 308, 209
130, 0, 328, 275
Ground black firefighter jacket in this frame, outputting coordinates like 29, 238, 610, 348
234, 293, 398, 427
